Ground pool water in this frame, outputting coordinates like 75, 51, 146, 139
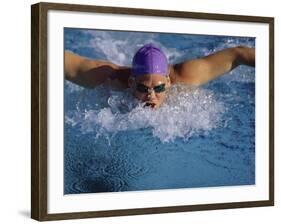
64, 28, 255, 194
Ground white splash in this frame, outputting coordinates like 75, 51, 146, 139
65, 85, 225, 143
81, 30, 185, 66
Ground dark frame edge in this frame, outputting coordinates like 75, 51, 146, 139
269, 17, 274, 205
31, 3, 40, 220
31, 2, 48, 221
37, 1, 273, 23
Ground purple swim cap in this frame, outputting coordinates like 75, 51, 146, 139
132, 43, 168, 77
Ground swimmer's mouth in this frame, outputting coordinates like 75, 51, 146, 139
144, 102, 156, 108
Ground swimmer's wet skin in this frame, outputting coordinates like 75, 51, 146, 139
64, 43, 255, 109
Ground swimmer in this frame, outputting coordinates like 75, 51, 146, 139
65, 43, 255, 109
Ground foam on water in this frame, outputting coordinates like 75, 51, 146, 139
65, 83, 225, 143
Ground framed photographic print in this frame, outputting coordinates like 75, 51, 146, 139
31, 2, 274, 221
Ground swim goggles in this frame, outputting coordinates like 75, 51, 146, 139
136, 83, 166, 93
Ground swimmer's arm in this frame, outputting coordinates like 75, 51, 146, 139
173, 46, 255, 86
65, 50, 130, 88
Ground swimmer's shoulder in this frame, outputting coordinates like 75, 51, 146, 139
169, 62, 199, 86
108, 66, 132, 89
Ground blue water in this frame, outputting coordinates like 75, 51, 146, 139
64, 28, 255, 194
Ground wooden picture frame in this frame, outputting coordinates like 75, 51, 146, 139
31, 2, 274, 221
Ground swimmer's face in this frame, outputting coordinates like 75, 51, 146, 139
129, 74, 171, 109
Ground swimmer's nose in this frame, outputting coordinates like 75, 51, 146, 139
147, 89, 156, 99
147, 95, 156, 102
